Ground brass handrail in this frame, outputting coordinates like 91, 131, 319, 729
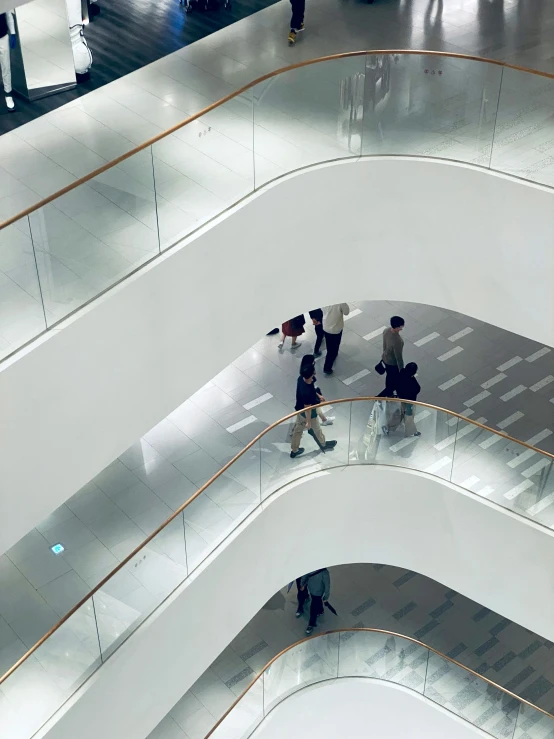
203, 627, 554, 738
1, 396, 553, 691
1, 49, 554, 231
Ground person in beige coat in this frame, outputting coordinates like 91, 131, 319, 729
322, 303, 350, 375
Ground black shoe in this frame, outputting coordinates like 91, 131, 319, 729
314, 351, 322, 358
324, 440, 337, 450
305, 625, 314, 635
290, 448, 305, 458
296, 610, 303, 618
323, 369, 333, 376
267, 328, 279, 335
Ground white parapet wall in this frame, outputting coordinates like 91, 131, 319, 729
1, 158, 553, 555
38, 465, 554, 739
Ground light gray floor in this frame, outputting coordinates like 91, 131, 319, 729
1, 0, 554, 359
0, 299, 552, 739
147, 562, 554, 739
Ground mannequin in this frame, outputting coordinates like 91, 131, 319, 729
0, 10, 15, 111
66, 0, 92, 78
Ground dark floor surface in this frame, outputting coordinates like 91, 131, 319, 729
0, 0, 279, 133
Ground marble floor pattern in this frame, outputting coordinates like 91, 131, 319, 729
1, 0, 554, 359
0, 299, 553, 737
147, 562, 554, 739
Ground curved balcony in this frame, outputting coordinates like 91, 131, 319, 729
204, 627, 554, 739
1, 397, 553, 738
0, 50, 553, 362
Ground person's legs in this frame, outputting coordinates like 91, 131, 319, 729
314, 323, 324, 355
290, 0, 305, 30
309, 415, 326, 447
291, 413, 307, 452
308, 595, 323, 627
296, 579, 309, 615
378, 364, 400, 397
323, 331, 342, 373
403, 403, 419, 436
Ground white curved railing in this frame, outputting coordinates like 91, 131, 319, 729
203, 628, 554, 739
0, 50, 553, 362
1, 397, 553, 738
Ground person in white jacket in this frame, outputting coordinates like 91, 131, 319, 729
322, 303, 350, 375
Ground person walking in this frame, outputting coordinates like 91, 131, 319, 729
322, 303, 350, 376
309, 308, 324, 357
299, 568, 331, 635
279, 315, 305, 350
300, 354, 334, 426
291, 365, 337, 458
288, 0, 305, 44
377, 316, 405, 397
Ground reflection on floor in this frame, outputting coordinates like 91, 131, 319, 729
2, 0, 554, 358
1, 299, 553, 737
147, 562, 554, 739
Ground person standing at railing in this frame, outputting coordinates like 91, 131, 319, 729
288, 0, 305, 44
377, 315, 405, 397
300, 353, 334, 427
299, 568, 331, 635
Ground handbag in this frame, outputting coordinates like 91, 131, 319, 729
374, 360, 386, 375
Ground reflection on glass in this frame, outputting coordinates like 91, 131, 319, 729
27, 147, 161, 326
210, 677, 264, 739
424, 652, 519, 739
491, 68, 554, 189
152, 91, 254, 249
263, 632, 339, 713
0, 599, 101, 739
339, 630, 428, 693
95, 513, 187, 660
0, 216, 46, 360
362, 53, 503, 167
253, 56, 365, 188
513, 702, 554, 738
349, 399, 456, 481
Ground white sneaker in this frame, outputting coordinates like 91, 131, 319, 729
291, 341, 302, 350
321, 417, 335, 426
5, 95, 14, 110
277, 341, 284, 349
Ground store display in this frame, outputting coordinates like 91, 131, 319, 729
67, 0, 92, 78
0, 10, 15, 110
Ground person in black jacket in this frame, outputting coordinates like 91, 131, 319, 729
395, 362, 421, 437
309, 308, 324, 356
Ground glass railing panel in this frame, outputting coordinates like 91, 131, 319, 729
94, 513, 187, 660
451, 418, 554, 525
338, 630, 429, 692
513, 702, 554, 737
262, 405, 351, 499
349, 399, 456, 482
424, 652, 519, 738
152, 90, 254, 250
0, 216, 47, 361
0, 598, 101, 739
263, 632, 339, 714
490, 67, 554, 189
209, 677, 264, 739
27, 147, 161, 326
253, 56, 365, 188
184, 449, 261, 571
362, 53, 503, 167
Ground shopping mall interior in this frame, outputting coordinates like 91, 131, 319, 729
0, 0, 553, 738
